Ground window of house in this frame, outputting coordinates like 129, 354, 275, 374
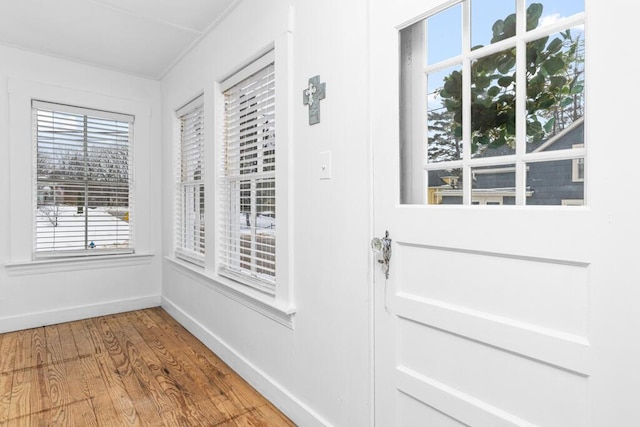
400, 0, 585, 206
562, 199, 584, 206
219, 51, 277, 295
176, 95, 205, 266
572, 143, 585, 182
34, 100, 134, 257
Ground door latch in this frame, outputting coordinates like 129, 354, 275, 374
371, 230, 392, 279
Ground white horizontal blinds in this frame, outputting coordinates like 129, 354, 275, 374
220, 55, 276, 294
176, 95, 205, 266
34, 100, 134, 257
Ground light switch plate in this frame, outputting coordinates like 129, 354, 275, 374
319, 151, 332, 180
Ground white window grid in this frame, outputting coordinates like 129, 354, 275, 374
421, 0, 586, 205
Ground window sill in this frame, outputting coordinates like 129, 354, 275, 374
5, 253, 154, 276
165, 256, 295, 329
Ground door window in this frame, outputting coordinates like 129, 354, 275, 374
399, 0, 585, 206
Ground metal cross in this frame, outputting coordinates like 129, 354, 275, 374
302, 75, 326, 125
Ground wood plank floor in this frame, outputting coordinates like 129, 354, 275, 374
0, 308, 296, 426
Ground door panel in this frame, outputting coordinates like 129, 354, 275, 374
371, 1, 593, 425
398, 392, 468, 427
396, 244, 589, 337
398, 321, 588, 425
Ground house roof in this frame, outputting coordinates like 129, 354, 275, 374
531, 117, 585, 153
474, 117, 585, 158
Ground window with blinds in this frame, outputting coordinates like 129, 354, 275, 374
33, 100, 134, 257
176, 95, 205, 266
219, 52, 276, 294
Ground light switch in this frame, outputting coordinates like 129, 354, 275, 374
319, 150, 332, 180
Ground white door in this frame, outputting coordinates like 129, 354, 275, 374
369, 1, 626, 425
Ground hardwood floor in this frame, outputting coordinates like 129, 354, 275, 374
0, 308, 296, 426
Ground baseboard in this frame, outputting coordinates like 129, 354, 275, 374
161, 296, 332, 427
0, 295, 161, 333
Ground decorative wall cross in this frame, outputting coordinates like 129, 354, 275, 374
302, 75, 326, 125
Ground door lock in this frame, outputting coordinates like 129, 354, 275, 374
371, 230, 392, 279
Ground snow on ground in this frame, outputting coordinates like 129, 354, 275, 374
239, 212, 275, 234
36, 207, 273, 253
36, 206, 130, 251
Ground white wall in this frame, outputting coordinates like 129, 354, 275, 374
0, 45, 163, 332
161, 0, 372, 425
0, 1, 636, 425
2, 0, 636, 426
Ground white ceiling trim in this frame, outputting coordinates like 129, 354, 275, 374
87, 0, 203, 35
157, 0, 244, 79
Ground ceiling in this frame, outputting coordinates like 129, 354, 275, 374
0, 0, 240, 79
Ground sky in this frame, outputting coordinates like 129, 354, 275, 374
427, 0, 585, 64
425, 0, 585, 111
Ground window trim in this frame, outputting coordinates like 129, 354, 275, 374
6, 253, 153, 277
212, 33, 294, 311
7, 78, 153, 266
165, 255, 295, 329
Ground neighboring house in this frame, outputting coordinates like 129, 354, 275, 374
429, 117, 585, 205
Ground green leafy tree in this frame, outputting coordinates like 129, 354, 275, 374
434, 3, 584, 158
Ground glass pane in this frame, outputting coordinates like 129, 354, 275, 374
470, 48, 517, 158
256, 179, 276, 231
427, 3, 462, 64
526, 0, 584, 32
256, 179, 276, 277
239, 181, 252, 229
526, 27, 585, 151
471, 0, 516, 49
471, 165, 516, 205
428, 65, 463, 163
399, 18, 430, 204
526, 159, 584, 205
428, 168, 463, 205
